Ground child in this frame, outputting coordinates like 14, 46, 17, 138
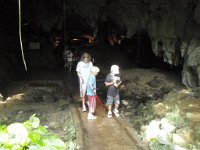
105, 65, 122, 118
86, 66, 100, 120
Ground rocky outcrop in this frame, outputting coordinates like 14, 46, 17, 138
11, 0, 200, 87
119, 69, 200, 149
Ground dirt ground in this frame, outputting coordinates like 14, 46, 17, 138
116, 68, 200, 149
1, 66, 200, 149
0, 79, 76, 148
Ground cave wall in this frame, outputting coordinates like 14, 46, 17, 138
0, 1, 27, 99
26, 0, 200, 87
0, 35, 26, 99
2, 0, 200, 87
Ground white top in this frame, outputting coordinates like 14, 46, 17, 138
76, 61, 93, 84
63, 50, 73, 62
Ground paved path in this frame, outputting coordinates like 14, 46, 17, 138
26, 68, 143, 150
63, 71, 139, 150
73, 100, 139, 150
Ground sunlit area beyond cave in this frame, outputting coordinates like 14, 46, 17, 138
1, 0, 200, 150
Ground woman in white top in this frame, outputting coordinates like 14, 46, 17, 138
76, 53, 93, 111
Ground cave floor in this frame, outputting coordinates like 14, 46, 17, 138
61, 69, 143, 149
72, 98, 140, 150
0, 67, 145, 149
1, 66, 200, 149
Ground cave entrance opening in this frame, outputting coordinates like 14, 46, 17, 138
131, 30, 156, 68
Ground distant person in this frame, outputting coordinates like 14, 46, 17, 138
63, 48, 73, 71
50, 34, 63, 65
76, 53, 93, 112
105, 65, 122, 118
73, 49, 79, 63
86, 66, 100, 119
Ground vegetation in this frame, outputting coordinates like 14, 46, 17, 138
194, 123, 200, 149
149, 139, 171, 150
0, 114, 69, 150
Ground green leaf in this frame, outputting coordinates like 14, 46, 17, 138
41, 136, 66, 149
24, 115, 40, 130
38, 139, 45, 147
23, 120, 33, 130
35, 126, 47, 135
28, 145, 41, 150
20, 137, 30, 147
0, 125, 7, 131
7, 123, 28, 139
41, 146, 57, 150
11, 145, 23, 150
0, 131, 9, 143
32, 118, 40, 129
0, 145, 10, 150
0, 114, 68, 150
42, 138, 51, 147
50, 138, 66, 148
29, 115, 40, 128
29, 132, 41, 144
4, 139, 15, 148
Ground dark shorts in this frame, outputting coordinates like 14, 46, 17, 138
106, 95, 120, 105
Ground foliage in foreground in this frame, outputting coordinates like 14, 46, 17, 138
0, 114, 67, 150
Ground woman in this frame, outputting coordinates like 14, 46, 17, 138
76, 53, 93, 111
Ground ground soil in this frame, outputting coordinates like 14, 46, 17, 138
0, 72, 76, 147
1, 63, 200, 149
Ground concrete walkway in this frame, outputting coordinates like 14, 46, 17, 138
61, 71, 144, 150
26, 68, 144, 150
73, 100, 139, 150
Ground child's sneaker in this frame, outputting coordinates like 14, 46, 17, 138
82, 105, 86, 112
113, 109, 120, 117
87, 113, 97, 120
107, 111, 112, 118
